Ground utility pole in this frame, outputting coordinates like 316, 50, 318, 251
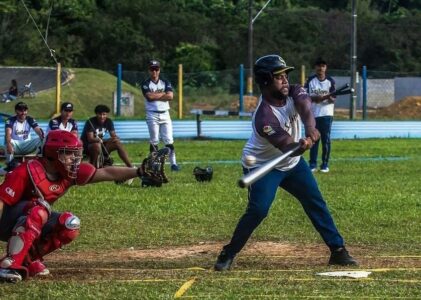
349, 0, 357, 120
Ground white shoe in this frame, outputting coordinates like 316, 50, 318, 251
320, 167, 330, 173
0, 268, 22, 283
310, 168, 317, 173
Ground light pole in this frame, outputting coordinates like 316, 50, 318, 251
247, 0, 273, 96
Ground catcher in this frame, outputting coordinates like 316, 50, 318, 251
0, 130, 168, 283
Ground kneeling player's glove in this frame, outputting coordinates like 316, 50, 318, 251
193, 166, 213, 182
140, 147, 170, 187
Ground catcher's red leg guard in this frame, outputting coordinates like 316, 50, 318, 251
0, 205, 49, 278
29, 212, 80, 260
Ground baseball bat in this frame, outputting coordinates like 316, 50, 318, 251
332, 87, 354, 96
331, 83, 354, 96
238, 144, 301, 188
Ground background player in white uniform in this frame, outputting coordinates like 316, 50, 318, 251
1, 102, 44, 174
304, 57, 336, 172
214, 55, 357, 271
141, 60, 179, 171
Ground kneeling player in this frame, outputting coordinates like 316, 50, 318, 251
0, 130, 168, 282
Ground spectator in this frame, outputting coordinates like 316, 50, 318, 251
2, 79, 18, 103
1, 102, 44, 175
81, 104, 134, 170
141, 59, 180, 171
304, 57, 336, 173
47, 102, 78, 136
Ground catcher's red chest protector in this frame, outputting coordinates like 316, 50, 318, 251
27, 160, 95, 204
27, 160, 72, 204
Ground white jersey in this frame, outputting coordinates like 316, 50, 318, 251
305, 75, 335, 117
141, 77, 173, 112
242, 93, 302, 172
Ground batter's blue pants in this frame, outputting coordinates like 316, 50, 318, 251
223, 157, 344, 256
309, 116, 333, 169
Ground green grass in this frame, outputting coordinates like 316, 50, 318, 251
1, 139, 420, 299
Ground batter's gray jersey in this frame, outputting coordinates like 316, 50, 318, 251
242, 87, 306, 171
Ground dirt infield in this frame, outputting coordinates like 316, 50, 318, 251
35, 242, 420, 281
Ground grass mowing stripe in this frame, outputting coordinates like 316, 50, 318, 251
49, 267, 421, 272
113, 155, 417, 166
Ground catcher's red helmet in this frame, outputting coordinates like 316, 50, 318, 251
43, 130, 83, 179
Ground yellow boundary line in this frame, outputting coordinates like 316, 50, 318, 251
40, 278, 421, 284
244, 255, 421, 258
174, 277, 197, 299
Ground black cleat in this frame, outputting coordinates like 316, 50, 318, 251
214, 250, 235, 271
329, 247, 358, 266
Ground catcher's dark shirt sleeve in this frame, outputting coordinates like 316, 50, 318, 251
290, 85, 316, 133
254, 101, 294, 151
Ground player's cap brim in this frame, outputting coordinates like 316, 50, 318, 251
273, 66, 295, 74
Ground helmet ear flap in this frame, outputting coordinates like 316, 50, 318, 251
254, 69, 273, 86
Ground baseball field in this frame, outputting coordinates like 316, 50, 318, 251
0, 138, 420, 299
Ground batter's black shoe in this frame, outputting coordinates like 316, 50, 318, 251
329, 247, 358, 266
214, 250, 235, 271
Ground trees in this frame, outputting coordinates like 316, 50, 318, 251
0, 0, 419, 73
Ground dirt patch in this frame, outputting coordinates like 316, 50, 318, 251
22, 241, 419, 281
371, 96, 421, 119
45, 241, 420, 268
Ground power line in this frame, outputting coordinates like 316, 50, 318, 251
20, 0, 58, 64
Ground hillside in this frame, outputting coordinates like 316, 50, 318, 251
0, 68, 145, 120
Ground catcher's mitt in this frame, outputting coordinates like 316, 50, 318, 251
193, 166, 213, 182
141, 147, 170, 187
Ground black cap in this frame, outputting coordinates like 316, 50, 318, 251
314, 57, 327, 66
148, 60, 160, 68
15, 101, 28, 111
61, 102, 74, 111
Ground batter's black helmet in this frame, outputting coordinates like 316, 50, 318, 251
193, 166, 213, 182
254, 54, 294, 86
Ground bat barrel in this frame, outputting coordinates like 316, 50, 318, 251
238, 145, 300, 188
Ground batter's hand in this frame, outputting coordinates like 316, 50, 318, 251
299, 137, 314, 151
305, 127, 320, 143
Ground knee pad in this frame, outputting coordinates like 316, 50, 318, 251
30, 212, 80, 260
57, 212, 80, 244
